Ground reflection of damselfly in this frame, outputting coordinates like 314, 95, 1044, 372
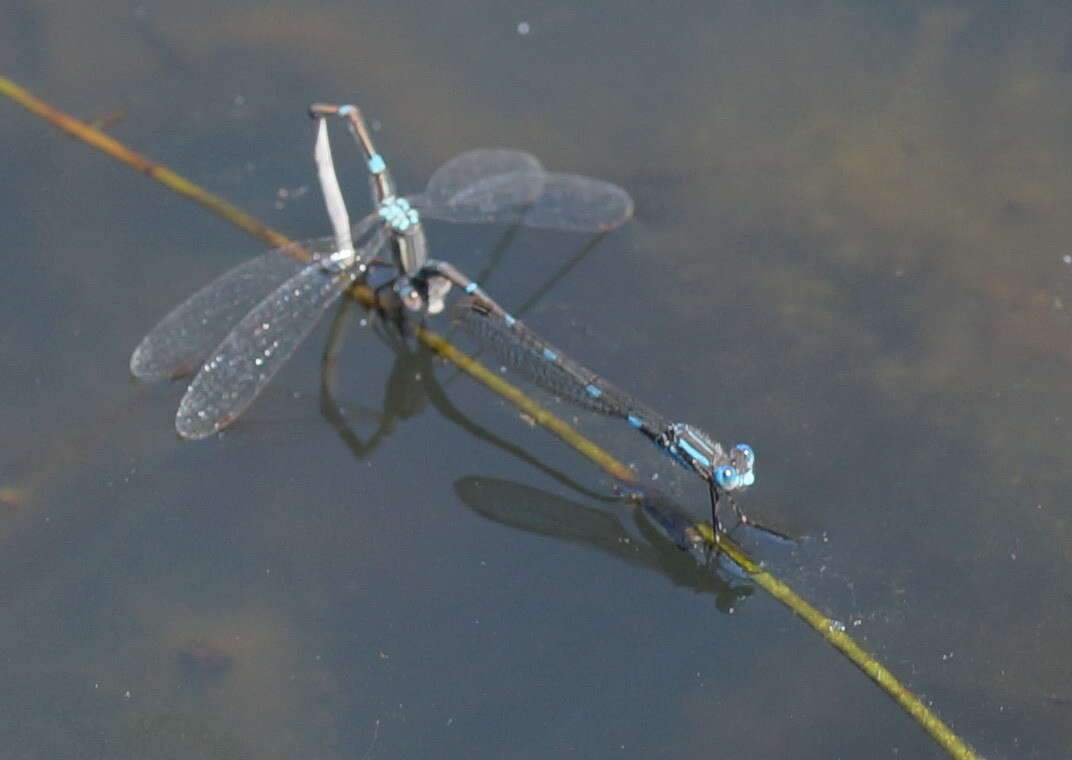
130, 103, 633, 438
456, 477, 755, 611
453, 293, 756, 534
318, 302, 754, 575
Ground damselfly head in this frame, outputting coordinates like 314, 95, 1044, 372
727, 443, 756, 489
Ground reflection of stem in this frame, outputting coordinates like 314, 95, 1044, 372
0, 76, 982, 760
318, 297, 399, 459
320, 295, 614, 501
419, 347, 616, 504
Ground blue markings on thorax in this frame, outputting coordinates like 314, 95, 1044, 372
379, 196, 420, 232
646, 424, 758, 493
674, 436, 713, 469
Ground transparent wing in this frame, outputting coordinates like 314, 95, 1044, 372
130, 242, 319, 381
411, 149, 546, 224
174, 262, 355, 439
515, 172, 634, 232
418, 149, 544, 206
412, 148, 633, 232
131, 214, 382, 382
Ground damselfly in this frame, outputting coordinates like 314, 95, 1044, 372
452, 292, 756, 533
130, 103, 633, 439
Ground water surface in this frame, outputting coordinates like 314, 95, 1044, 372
3, 3, 1070, 757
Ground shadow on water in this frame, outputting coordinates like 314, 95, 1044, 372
454, 475, 754, 614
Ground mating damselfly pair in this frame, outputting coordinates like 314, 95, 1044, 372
130, 102, 757, 533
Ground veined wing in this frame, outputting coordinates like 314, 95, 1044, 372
131, 215, 383, 382
411, 149, 546, 225
411, 148, 633, 232
130, 241, 319, 381
514, 172, 634, 232
418, 149, 544, 207
453, 295, 664, 424
174, 260, 356, 439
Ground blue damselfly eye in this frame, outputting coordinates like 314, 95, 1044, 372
734, 443, 755, 468
715, 465, 741, 490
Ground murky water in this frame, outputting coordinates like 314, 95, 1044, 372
3, 3, 1070, 757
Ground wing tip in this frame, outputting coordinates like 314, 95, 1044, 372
175, 412, 227, 440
